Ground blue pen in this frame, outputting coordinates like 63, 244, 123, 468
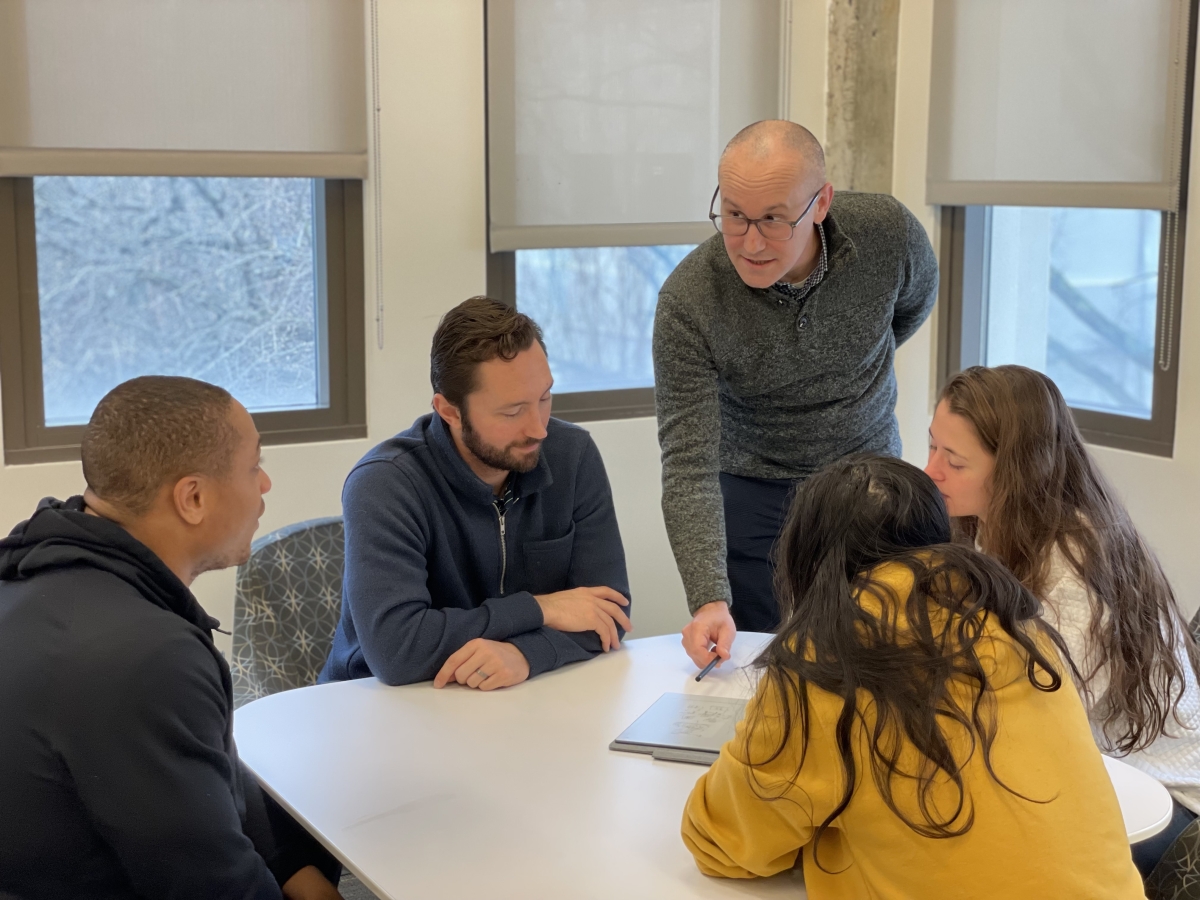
695, 654, 721, 682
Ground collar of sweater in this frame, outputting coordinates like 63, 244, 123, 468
720, 206, 860, 303
426, 411, 554, 505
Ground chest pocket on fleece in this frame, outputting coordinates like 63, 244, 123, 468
521, 522, 575, 595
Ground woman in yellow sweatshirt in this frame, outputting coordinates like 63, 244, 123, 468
682, 454, 1146, 899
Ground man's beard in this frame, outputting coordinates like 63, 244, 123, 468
461, 413, 541, 473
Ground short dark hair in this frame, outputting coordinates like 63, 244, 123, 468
430, 296, 545, 407
81, 376, 240, 516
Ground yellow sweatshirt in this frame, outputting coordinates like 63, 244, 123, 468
682, 563, 1146, 899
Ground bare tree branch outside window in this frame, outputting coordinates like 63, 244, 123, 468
516, 244, 694, 393
985, 207, 1158, 420
34, 176, 319, 425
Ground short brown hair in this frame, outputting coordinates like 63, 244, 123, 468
81, 376, 240, 516
430, 296, 545, 407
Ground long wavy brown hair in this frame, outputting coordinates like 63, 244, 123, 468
939, 365, 1197, 753
750, 455, 1068, 870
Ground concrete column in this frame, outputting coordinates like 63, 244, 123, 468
825, 0, 900, 193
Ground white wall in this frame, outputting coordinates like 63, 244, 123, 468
890, 0, 939, 464
789, 0, 828, 144
890, 0, 1200, 618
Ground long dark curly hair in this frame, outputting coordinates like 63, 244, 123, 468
747, 455, 1070, 869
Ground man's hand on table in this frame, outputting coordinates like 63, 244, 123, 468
682, 600, 737, 669
433, 639, 530, 691
534, 586, 633, 651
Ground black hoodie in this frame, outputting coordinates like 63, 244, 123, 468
0, 497, 281, 900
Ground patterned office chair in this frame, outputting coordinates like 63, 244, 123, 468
230, 516, 345, 709
1146, 818, 1200, 900
1141, 607, 1200, 898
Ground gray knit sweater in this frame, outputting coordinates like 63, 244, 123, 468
652, 191, 938, 613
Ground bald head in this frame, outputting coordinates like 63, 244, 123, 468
714, 120, 833, 289
721, 120, 826, 183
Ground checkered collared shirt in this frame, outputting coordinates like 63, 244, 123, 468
772, 221, 829, 302
493, 475, 517, 516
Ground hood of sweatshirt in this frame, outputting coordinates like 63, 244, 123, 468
0, 496, 220, 635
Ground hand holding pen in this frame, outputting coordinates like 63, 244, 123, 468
695, 650, 721, 682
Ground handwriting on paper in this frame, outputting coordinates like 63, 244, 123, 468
668, 698, 742, 739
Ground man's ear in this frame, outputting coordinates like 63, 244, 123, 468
432, 393, 463, 430
813, 182, 835, 224
171, 475, 206, 526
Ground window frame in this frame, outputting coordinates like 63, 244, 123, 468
935, 203, 1186, 457
935, 0, 1196, 460
0, 176, 367, 465
485, 249, 658, 423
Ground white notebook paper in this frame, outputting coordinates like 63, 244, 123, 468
609, 692, 747, 765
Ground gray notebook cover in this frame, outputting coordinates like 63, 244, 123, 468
609, 693, 747, 765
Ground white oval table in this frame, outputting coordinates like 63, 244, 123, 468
1104, 754, 1175, 843
235, 633, 1173, 899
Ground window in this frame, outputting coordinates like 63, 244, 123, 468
0, 176, 366, 464
485, 0, 785, 421
489, 245, 695, 421
926, 0, 1195, 456
984, 207, 1161, 420
937, 204, 1184, 455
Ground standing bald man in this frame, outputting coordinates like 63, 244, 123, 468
654, 120, 937, 667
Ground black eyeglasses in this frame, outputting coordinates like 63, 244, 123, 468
708, 185, 822, 240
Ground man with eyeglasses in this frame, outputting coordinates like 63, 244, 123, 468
654, 119, 937, 669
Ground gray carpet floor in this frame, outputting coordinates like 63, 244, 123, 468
339, 870, 382, 900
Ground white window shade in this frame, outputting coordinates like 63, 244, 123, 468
927, 0, 1193, 210
0, 0, 367, 178
487, 0, 785, 252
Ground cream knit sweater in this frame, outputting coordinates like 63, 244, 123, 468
1040, 542, 1200, 815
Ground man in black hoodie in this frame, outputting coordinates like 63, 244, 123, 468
0, 376, 342, 900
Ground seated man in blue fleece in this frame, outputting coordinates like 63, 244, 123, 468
319, 296, 633, 689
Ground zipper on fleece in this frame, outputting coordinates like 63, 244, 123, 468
494, 503, 508, 595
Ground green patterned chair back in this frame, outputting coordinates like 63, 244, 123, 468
231, 516, 345, 709
1146, 817, 1200, 899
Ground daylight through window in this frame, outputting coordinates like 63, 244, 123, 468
982, 207, 1161, 420
33, 176, 324, 426
515, 244, 695, 394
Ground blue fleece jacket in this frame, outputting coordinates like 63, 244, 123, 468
318, 413, 631, 686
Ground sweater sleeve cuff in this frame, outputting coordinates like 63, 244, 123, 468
688, 596, 733, 616
481, 591, 544, 640
505, 630, 559, 678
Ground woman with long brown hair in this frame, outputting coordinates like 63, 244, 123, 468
926, 364, 1200, 875
682, 454, 1143, 898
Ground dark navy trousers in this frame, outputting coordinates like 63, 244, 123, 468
1132, 799, 1197, 879
719, 472, 798, 634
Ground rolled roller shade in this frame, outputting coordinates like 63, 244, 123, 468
0, 0, 367, 178
487, 0, 786, 252
926, 0, 1194, 210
